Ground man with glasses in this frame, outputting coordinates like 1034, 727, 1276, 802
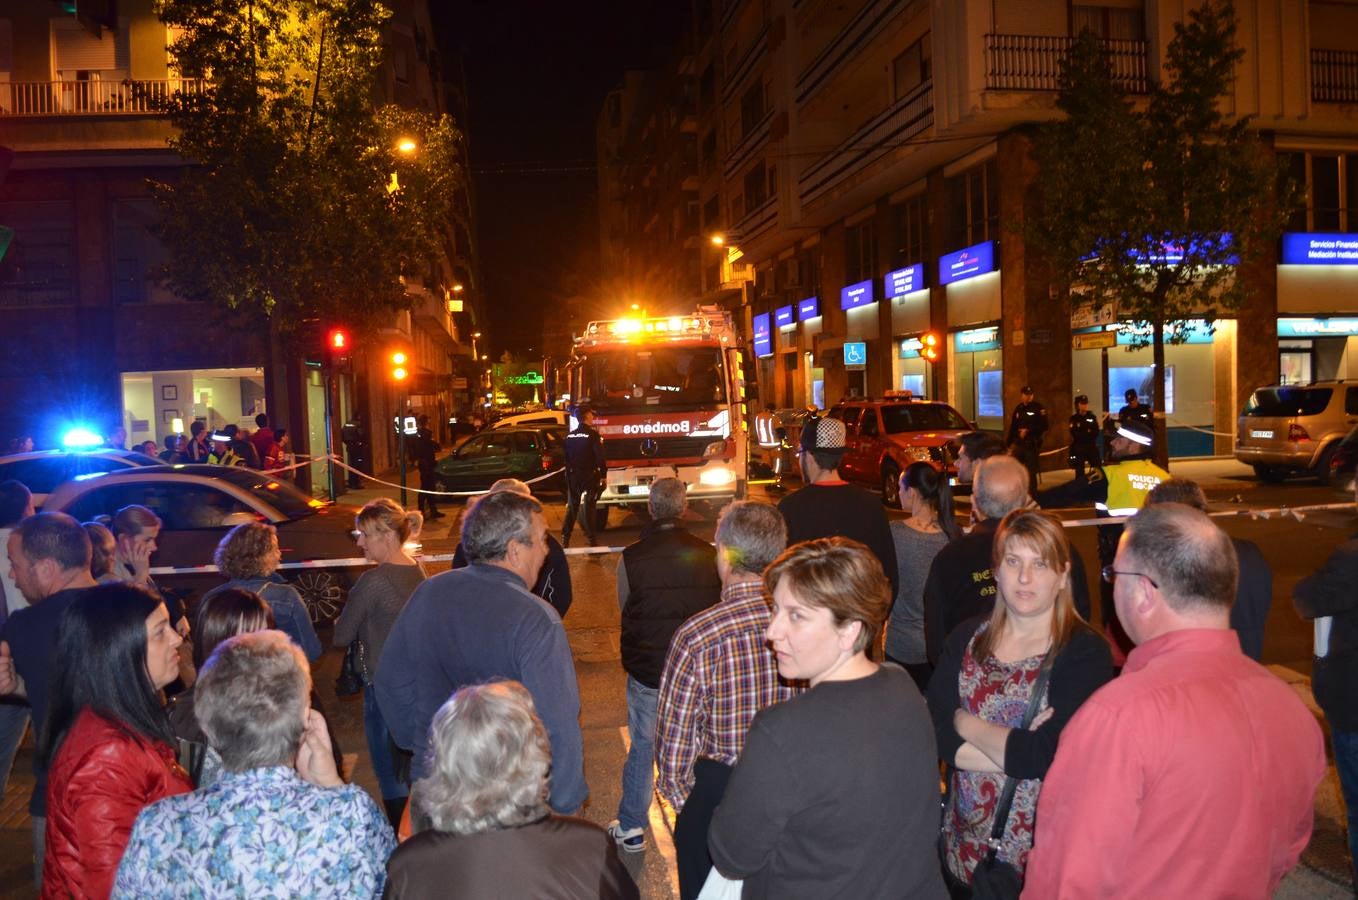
1026, 503, 1324, 898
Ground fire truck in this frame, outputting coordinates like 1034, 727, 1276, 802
562, 306, 749, 523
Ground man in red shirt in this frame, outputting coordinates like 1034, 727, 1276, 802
1022, 503, 1324, 898
249, 413, 276, 466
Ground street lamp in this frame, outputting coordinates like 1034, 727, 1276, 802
397, 138, 418, 154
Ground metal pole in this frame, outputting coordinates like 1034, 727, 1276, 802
398, 393, 408, 507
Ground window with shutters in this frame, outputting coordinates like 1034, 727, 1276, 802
52, 17, 130, 79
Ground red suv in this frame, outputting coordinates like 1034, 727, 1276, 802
827, 396, 972, 506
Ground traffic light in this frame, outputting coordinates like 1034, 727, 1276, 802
328, 328, 348, 351
921, 332, 940, 362
391, 350, 409, 383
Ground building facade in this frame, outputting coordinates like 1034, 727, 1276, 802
0, 0, 484, 491
604, 0, 1358, 458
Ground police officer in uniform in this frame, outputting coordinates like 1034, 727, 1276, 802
562, 404, 607, 546
1118, 387, 1153, 428
1006, 385, 1048, 494
1068, 394, 1101, 479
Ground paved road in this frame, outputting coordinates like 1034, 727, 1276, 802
0, 460, 1354, 898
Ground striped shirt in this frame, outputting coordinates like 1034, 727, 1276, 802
655, 579, 802, 811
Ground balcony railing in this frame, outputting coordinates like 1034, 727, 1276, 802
796, 0, 908, 106
0, 78, 206, 117
733, 194, 777, 244
1312, 49, 1358, 103
799, 81, 933, 208
985, 34, 1149, 94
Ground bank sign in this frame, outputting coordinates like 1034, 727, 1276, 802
885, 264, 925, 298
939, 241, 995, 286
840, 280, 875, 310
752, 312, 772, 357
1282, 233, 1358, 266
798, 296, 820, 320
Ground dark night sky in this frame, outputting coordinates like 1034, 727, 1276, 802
431, 2, 691, 356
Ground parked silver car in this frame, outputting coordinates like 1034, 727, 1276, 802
1235, 381, 1358, 483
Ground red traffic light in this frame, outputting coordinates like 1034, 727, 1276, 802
329, 329, 348, 350
921, 332, 940, 362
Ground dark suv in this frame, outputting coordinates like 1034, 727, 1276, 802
827, 396, 972, 505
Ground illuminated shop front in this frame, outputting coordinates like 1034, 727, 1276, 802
887, 263, 932, 397
942, 241, 1002, 430
1277, 233, 1358, 383
120, 368, 266, 449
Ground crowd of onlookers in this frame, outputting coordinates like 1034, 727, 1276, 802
0, 411, 1348, 899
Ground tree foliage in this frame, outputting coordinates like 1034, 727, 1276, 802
153, 0, 462, 332
1030, 0, 1293, 463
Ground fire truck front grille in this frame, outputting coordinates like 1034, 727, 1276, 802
603, 436, 714, 461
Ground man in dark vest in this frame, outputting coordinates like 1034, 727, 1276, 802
609, 477, 721, 854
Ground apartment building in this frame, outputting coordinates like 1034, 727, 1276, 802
607, 0, 1358, 457
0, 0, 483, 489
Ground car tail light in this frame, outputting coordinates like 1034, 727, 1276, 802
541, 453, 553, 471
1288, 424, 1311, 443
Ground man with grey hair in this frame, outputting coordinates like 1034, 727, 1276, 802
375, 490, 587, 813
1025, 504, 1324, 897
116, 630, 393, 895
655, 501, 796, 899
608, 478, 721, 853
921, 455, 1091, 666
451, 478, 573, 617
0, 512, 96, 883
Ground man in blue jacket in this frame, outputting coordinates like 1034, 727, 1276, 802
374, 490, 587, 813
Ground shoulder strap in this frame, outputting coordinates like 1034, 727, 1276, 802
986, 662, 1054, 850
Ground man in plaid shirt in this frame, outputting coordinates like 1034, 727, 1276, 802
655, 500, 799, 900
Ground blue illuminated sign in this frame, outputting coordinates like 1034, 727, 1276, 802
1277, 318, 1358, 337
1115, 319, 1214, 345
953, 326, 1000, 353
899, 337, 923, 359
840, 280, 875, 310
1282, 233, 1358, 266
797, 296, 820, 320
1132, 234, 1237, 265
844, 341, 867, 370
752, 312, 773, 357
775, 305, 795, 328
885, 264, 925, 298
939, 241, 996, 286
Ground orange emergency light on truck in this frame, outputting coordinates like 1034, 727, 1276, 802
562, 307, 749, 522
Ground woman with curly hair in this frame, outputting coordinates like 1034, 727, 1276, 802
200, 522, 321, 661
384, 681, 637, 899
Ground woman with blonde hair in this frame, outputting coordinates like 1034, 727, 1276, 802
926, 509, 1113, 897
333, 497, 426, 825
384, 680, 636, 899
201, 522, 322, 661
707, 538, 947, 898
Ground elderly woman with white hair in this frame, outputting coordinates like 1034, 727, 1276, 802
384, 680, 637, 899
114, 631, 395, 898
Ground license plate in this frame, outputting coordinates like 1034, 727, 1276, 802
1250, 429, 1274, 439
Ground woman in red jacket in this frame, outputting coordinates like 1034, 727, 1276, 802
39, 583, 192, 899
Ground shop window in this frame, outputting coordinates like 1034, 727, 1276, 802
845, 219, 878, 284
892, 33, 931, 100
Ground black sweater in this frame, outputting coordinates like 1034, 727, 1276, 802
778, 482, 899, 599
926, 618, 1113, 780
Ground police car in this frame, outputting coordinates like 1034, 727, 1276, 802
0, 448, 161, 508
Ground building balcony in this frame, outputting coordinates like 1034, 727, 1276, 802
798, 80, 932, 208
720, 26, 768, 104
733, 194, 777, 244
796, 0, 908, 107
1313, 49, 1358, 103
723, 109, 774, 180
984, 34, 1149, 94
0, 78, 206, 117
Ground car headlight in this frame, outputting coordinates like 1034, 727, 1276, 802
702, 439, 728, 458
699, 466, 736, 486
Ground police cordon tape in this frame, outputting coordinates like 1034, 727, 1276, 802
279, 454, 567, 497
144, 500, 1357, 576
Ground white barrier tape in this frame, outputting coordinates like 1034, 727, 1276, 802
148, 545, 627, 576
322, 455, 565, 498
1167, 418, 1236, 438
1039, 444, 1071, 457
1048, 500, 1353, 529
261, 458, 314, 476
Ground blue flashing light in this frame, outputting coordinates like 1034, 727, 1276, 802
62, 427, 103, 448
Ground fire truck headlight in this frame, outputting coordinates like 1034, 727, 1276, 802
702, 439, 728, 458
700, 466, 736, 486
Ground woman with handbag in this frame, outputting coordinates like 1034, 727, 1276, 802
706, 538, 947, 899
927, 510, 1113, 899
333, 497, 426, 827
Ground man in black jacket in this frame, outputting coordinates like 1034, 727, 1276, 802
923, 455, 1091, 666
609, 477, 721, 853
409, 414, 443, 520
1068, 394, 1101, 479
1007, 385, 1048, 494
562, 406, 607, 546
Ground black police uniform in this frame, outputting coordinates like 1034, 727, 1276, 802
1007, 395, 1048, 493
1068, 405, 1101, 478
1119, 400, 1153, 428
562, 416, 607, 545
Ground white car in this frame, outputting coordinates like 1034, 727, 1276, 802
0, 449, 161, 508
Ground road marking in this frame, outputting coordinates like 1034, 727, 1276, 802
619, 725, 680, 897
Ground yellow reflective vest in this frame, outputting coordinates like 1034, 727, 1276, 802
1096, 458, 1171, 517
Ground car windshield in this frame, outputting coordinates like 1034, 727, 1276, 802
580, 347, 727, 413
174, 466, 320, 518
880, 404, 970, 433
1243, 387, 1332, 417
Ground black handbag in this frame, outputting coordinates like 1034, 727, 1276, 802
969, 662, 1053, 900
335, 639, 366, 697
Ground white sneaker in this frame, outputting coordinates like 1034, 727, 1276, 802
606, 819, 646, 853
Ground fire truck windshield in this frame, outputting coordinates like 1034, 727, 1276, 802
581, 347, 727, 412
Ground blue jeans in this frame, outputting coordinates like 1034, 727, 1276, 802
618, 675, 659, 831
364, 688, 408, 802
1333, 730, 1358, 888
0, 700, 30, 800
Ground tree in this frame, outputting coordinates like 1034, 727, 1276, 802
1030, 0, 1293, 467
153, 0, 462, 334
